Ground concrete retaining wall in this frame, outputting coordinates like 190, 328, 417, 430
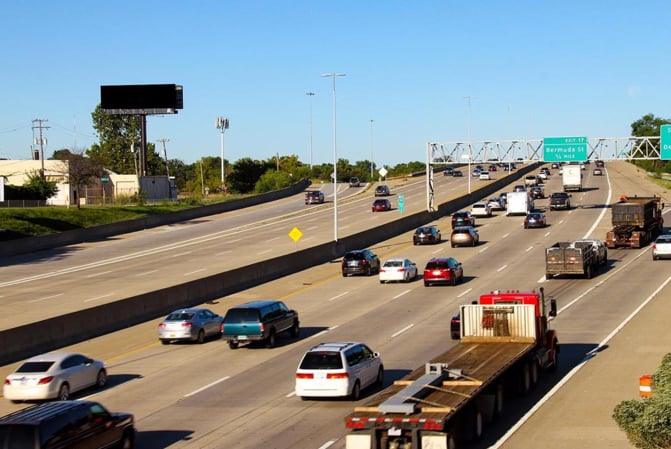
0, 165, 540, 364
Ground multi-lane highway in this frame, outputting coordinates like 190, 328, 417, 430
1, 161, 670, 449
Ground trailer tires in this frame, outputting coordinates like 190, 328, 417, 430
545, 273, 552, 280
472, 409, 484, 442
530, 361, 539, 388
520, 363, 531, 395
585, 265, 592, 279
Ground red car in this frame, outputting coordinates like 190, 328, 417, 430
372, 199, 392, 212
423, 257, 464, 287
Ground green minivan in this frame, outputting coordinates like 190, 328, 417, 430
220, 300, 300, 349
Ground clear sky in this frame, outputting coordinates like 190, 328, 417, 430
1, 1, 669, 167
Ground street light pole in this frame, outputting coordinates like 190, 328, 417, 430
464, 96, 474, 194
369, 119, 374, 180
215, 116, 229, 193
306, 92, 315, 169
321, 73, 346, 242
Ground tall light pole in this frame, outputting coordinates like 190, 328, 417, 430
369, 119, 374, 180
306, 92, 315, 169
464, 96, 474, 194
215, 117, 229, 193
321, 73, 346, 242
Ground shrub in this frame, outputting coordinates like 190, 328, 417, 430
613, 353, 671, 449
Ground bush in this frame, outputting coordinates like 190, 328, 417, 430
613, 353, 671, 449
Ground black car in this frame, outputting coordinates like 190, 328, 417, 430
341, 249, 380, 276
374, 185, 391, 196
529, 185, 545, 199
305, 190, 325, 204
443, 167, 454, 176
550, 192, 571, 210
452, 170, 463, 177
0, 400, 134, 449
524, 212, 547, 228
451, 211, 475, 228
413, 226, 442, 245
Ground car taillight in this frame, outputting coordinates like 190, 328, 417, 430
38, 376, 54, 385
4, 379, 10, 385
260, 323, 265, 333
158, 323, 166, 328
327, 373, 349, 379
362, 260, 368, 266
379, 269, 386, 273
296, 373, 314, 379
182, 322, 192, 328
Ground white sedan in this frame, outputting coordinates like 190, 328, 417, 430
379, 258, 418, 283
3, 352, 107, 402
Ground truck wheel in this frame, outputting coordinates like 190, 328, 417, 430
228, 341, 238, 350
117, 430, 134, 449
585, 265, 592, 279
545, 273, 552, 280
493, 384, 505, 418
530, 362, 539, 388
520, 364, 531, 395
290, 320, 300, 338
266, 329, 277, 348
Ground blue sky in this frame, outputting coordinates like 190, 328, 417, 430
1, 1, 669, 167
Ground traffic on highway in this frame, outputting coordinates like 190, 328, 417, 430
1, 161, 670, 449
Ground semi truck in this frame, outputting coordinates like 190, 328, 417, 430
506, 191, 533, 216
562, 164, 582, 192
545, 239, 608, 280
344, 289, 558, 449
605, 196, 664, 249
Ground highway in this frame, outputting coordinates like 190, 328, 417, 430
1, 161, 669, 449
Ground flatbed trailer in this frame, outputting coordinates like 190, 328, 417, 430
345, 291, 558, 449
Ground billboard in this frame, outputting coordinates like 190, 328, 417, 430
100, 84, 183, 114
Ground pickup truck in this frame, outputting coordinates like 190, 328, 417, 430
549, 192, 571, 210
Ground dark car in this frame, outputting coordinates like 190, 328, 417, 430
452, 169, 463, 177
372, 198, 392, 212
423, 257, 464, 287
305, 190, 325, 204
413, 226, 442, 245
450, 312, 461, 340
549, 191, 571, 210
524, 212, 547, 228
513, 184, 526, 192
374, 185, 391, 196
450, 226, 479, 247
221, 300, 300, 349
451, 211, 475, 228
0, 400, 135, 449
349, 177, 361, 187
443, 167, 454, 176
341, 249, 380, 276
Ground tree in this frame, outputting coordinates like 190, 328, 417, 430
88, 104, 163, 176
630, 114, 671, 173
23, 170, 58, 200
227, 158, 273, 193
52, 149, 105, 209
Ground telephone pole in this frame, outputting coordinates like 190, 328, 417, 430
156, 138, 170, 178
32, 118, 50, 175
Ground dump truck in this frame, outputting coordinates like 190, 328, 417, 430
545, 239, 608, 280
606, 196, 664, 249
344, 289, 558, 449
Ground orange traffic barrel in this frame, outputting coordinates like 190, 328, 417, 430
639, 375, 653, 398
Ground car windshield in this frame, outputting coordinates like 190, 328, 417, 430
300, 351, 344, 370
416, 227, 431, 233
16, 361, 54, 373
224, 309, 260, 323
657, 237, 671, 243
166, 312, 194, 321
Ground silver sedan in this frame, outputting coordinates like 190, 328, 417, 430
3, 352, 107, 402
158, 307, 224, 344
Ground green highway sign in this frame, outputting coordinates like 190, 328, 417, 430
661, 125, 671, 160
543, 136, 588, 162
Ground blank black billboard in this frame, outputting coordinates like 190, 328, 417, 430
100, 84, 183, 112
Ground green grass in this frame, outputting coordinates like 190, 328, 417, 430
0, 195, 246, 240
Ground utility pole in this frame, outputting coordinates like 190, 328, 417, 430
157, 138, 171, 200
32, 118, 50, 176
306, 92, 315, 169
215, 117, 229, 193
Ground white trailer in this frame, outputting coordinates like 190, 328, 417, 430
506, 191, 533, 216
562, 165, 582, 192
